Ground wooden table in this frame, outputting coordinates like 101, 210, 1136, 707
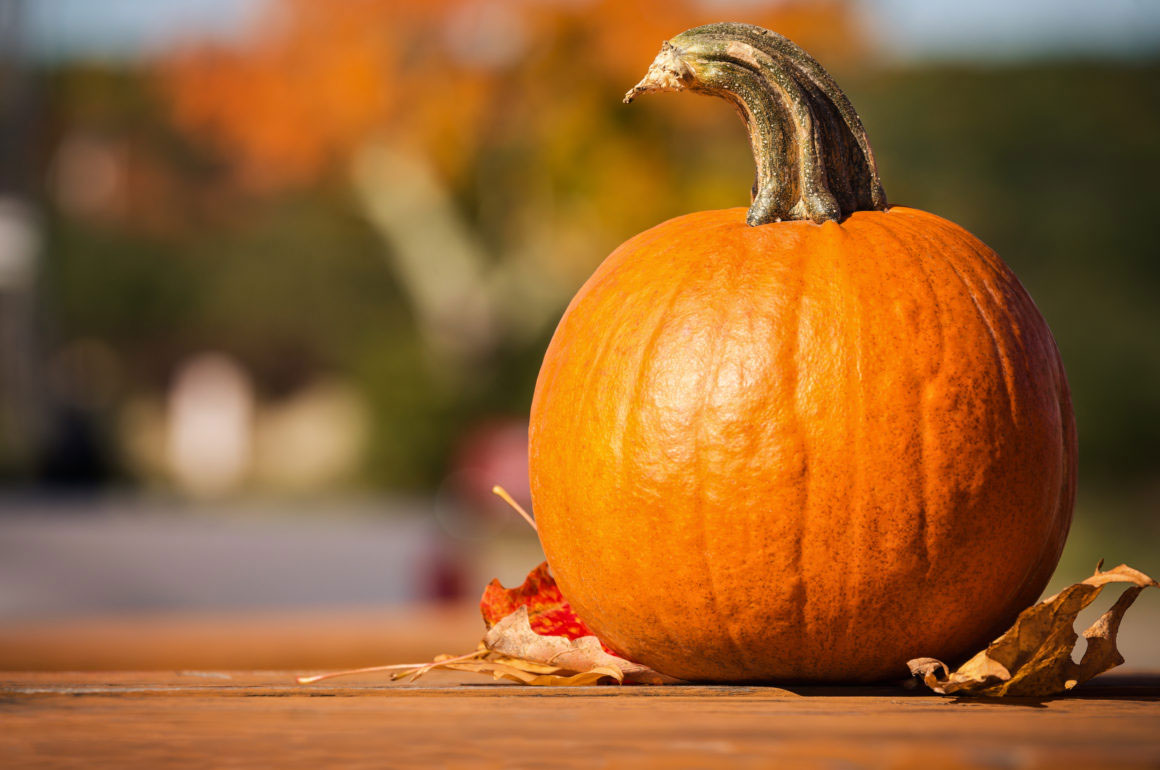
2, 670, 1158, 768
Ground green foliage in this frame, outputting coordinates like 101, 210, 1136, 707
849, 63, 1160, 479
34, 59, 1160, 493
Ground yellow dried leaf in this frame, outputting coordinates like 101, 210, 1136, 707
395, 656, 626, 687
483, 606, 679, 685
299, 606, 676, 688
487, 655, 565, 675
909, 562, 1157, 697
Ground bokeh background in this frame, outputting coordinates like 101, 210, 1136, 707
1, 0, 1158, 670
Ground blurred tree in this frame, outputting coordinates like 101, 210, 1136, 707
0, 0, 42, 479
129, 0, 865, 490
157, 0, 866, 366
27, 1, 1160, 500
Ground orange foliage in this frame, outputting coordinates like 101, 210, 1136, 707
160, 0, 865, 191
163, 0, 424, 189
584, 0, 864, 81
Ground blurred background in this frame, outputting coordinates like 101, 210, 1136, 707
0, 0, 1158, 671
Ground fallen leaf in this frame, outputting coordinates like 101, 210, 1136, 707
403, 651, 625, 687
909, 562, 1157, 697
298, 647, 622, 687
480, 561, 600, 641
300, 562, 677, 687
444, 659, 626, 687
483, 605, 678, 684
331, 614, 672, 687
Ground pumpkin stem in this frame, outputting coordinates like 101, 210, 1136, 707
624, 23, 887, 225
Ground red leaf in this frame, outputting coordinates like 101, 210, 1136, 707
480, 561, 612, 649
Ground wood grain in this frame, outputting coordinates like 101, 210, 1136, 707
1, 671, 1157, 768
0, 604, 481, 671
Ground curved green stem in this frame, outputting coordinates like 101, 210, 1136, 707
625, 23, 887, 225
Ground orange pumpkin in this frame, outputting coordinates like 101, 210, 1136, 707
528, 23, 1076, 682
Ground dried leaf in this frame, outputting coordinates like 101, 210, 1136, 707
437, 658, 621, 687
909, 562, 1157, 697
483, 606, 677, 685
480, 561, 601, 641
349, 609, 671, 687
301, 563, 677, 688
485, 655, 562, 675
373, 652, 620, 687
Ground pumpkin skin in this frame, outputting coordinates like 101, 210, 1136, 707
529, 206, 1076, 682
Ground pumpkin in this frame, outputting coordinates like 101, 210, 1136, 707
528, 23, 1076, 682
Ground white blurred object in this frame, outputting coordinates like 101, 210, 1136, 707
166, 353, 254, 498
351, 145, 497, 362
49, 132, 125, 220
350, 143, 587, 372
251, 379, 369, 493
0, 197, 42, 465
0, 197, 38, 290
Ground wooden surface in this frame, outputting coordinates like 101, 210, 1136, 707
0, 604, 482, 671
2, 670, 1158, 769
2, 605, 1158, 767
